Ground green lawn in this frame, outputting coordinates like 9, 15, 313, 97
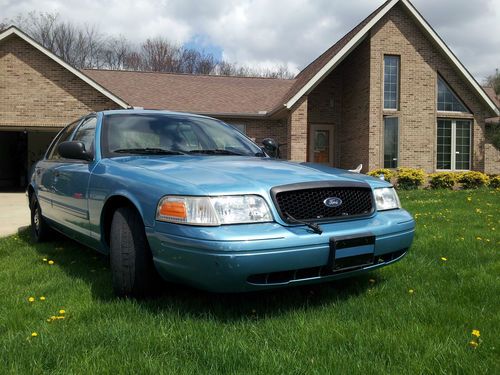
0, 189, 498, 374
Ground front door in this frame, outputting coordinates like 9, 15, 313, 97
309, 124, 334, 165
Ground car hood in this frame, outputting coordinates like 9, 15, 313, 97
110, 156, 389, 195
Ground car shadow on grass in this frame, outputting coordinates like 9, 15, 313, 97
19, 229, 380, 322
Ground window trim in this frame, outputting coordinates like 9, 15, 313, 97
383, 116, 399, 169
383, 55, 400, 111
436, 118, 471, 171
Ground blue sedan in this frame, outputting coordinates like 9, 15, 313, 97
28, 110, 415, 297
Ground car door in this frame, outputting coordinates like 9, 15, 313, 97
36, 119, 82, 220
50, 116, 97, 239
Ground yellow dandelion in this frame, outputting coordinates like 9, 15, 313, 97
39, 296, 46, 301
476, 237, 482, 241
369, 278, 376, 284
42, 258, 47, 262
466, 197, 472, 202
48, 260, 54, 265
59, 309, 65, 315
472, 329, 480, 337
440, 257, 447, 261
408, 289, 414, 294
469, 340, 478, 349
475, 208, 482, 213
31, 332, 38, 337
28, 297, 35, 303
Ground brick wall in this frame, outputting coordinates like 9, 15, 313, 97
0, 35, 121, 128
286, 96, 308, 161
369, 3, 494, 173
338, 38, 371, 171
307, 68, 342, 165
304, 38, 371, 171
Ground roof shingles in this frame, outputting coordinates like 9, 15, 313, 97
83, 69, 295, 115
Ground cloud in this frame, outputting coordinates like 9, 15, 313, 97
1, 0, 499, 81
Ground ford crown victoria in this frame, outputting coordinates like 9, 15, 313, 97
28, 110, 415, 297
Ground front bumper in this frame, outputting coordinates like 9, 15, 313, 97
146, 209, 415, 292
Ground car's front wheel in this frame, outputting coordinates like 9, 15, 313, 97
110, 206, 158, 298
30, 196, 52, 242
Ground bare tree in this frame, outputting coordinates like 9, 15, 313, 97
2, 11, 296, 78
141, 37, 180, 72
102, 36, 131, 70
484, 68, 500, 96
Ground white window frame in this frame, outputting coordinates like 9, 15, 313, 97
436, 119, 471, 171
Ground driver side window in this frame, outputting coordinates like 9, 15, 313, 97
47, 119, 81, 160
73, 117, 97, 157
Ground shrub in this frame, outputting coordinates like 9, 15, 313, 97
367, 169, 395, 182
429, 172, 457, 189
396, 168, 426, 190
456, 171, 489, 189
488, 175, 500, 189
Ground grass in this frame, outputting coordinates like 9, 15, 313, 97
0, 189, 498, 374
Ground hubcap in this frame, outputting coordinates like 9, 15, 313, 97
34, 206, 40, 233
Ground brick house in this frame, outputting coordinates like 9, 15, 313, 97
0, 0, 499, 189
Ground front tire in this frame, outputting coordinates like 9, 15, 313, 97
110, 206, 158, 297
30, 196, 51, 242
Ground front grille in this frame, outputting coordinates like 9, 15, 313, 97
271, 181, 374, 222
247, 249, 407, 285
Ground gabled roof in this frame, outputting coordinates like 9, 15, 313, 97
83, 69, 295, 117
0, 26, 129, 109
283, 0, 500, 116
283, 0, 394, 106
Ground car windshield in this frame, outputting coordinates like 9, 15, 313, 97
102, 113, 264, 158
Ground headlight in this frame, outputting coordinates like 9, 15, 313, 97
156, 195, 273, 225
374, 187, 401, 211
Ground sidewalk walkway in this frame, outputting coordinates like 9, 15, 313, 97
0, 193, 30, 237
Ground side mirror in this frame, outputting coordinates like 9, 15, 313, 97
262, 138, 280, 158
58, 141, 92, 161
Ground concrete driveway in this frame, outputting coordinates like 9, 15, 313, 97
0, 192, 30, 237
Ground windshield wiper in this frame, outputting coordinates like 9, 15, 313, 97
187, 149, 246, 156
284, 212, 323, 235
113, 148, 186, 155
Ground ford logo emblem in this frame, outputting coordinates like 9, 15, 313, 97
323, 197, 342, 208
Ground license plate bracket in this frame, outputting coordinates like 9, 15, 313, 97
329, 233, 375, 272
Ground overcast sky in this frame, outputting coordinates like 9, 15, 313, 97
1, 0, 499, 82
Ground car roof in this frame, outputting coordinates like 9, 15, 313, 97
100, 109, 214, 120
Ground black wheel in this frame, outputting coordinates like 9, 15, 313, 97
110, 206, 158, 297
30, 196, 51, 242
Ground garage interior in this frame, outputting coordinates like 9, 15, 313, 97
0, 129, 57, 191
